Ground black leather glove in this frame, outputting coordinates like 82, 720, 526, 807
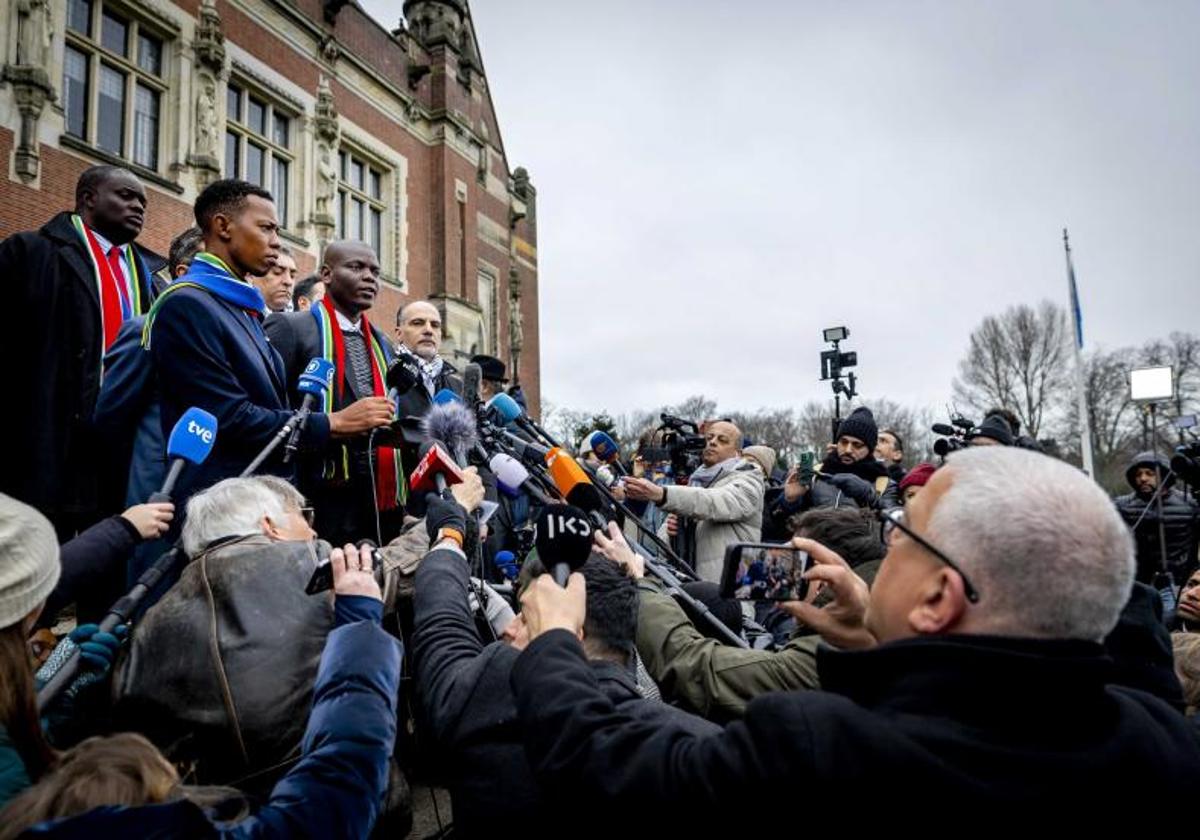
425, 495, 468, 547
828, 473, 878, 508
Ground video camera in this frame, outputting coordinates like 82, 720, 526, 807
640, 413, 706, 479
1172, 441, 1200, 490
931, 414, 977, 457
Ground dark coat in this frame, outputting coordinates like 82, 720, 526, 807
1114, 451, 1199, 584
393, 357, 462, 479
511, 631, 1200, 826
39, 514, 140, 627
28, 597, 401, 839
114, 536, 333, 788
148, 286, 330, 508
0, 212, 163, 529
412, 547, 718, 834
764, 453, 895, 536
264, 311, 403, 544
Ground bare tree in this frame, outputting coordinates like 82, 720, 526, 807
952, 300, 1071, 439
1140, 331, 1200, 444
726, 408, 803, 466
868, 397, 936, 464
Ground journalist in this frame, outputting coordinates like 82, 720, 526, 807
624, 420, 764, 582
510, 447, 1200, 819
412, 489, 717, 834
1114, 451, 1199, 586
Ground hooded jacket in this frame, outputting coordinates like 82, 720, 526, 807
1113, 451, 1199, 584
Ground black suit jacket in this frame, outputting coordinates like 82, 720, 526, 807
0, 211, 163, 526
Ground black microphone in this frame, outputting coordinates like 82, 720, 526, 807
931, 423, 958, 437
534, 504, 594, 587
285, 358, 335, 464
463, 362, 482, 407
386, 348, 422, 395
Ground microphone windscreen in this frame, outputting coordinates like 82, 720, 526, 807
386, 351, 421, 393
565, 482, 608, 519
433, 388, 463, 406
487, 392, 523, 425
166, 407, 218, 464
534, 504, 594, 574
545, 447, 592, 498
423, 401, 479, 460
493, 550, 518, 581
931, 424, 957, 437
589, 431, 622, 464
490, 452, 530, 496
298, 357, 335, 397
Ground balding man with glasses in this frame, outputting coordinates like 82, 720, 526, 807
506, 446, 1200, 824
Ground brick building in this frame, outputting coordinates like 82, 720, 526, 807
0, 0, 540, 412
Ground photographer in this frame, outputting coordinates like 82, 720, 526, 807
764, 408, 894, 534
619, 508, 885, 722
1114, 452, 1199, 587
412, 490, 717, 834
624, 420, 764, 583
508, 447, 1200, 819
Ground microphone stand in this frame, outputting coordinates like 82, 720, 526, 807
245, 406, 309, 476
628, 541, 747, 649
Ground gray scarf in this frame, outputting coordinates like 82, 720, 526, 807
399, 346, 444, 396
688, 456, 742, 488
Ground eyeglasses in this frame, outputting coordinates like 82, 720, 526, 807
299, 507, 315, 527
878, 508, 980, 604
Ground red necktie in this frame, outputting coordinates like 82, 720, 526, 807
98, 247, 125, 350
107, 247, 131, 316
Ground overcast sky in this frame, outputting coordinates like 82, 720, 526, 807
360, 0, 1200, 419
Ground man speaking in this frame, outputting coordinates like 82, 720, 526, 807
146, 180, 392, 509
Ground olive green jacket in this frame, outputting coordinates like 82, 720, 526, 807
635, 580, 821, 721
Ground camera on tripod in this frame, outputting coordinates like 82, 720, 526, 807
640, 413, 706, 478
931, 414, 977, 457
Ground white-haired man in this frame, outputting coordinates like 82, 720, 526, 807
510, 447, 1200, 823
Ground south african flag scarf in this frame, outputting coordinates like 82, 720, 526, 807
312, 296, 405, 510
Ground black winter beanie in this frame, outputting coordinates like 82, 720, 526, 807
837, 407, 878, 452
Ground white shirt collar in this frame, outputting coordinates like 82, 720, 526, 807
335, 308, 362, 333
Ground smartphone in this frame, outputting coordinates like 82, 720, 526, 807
798, 451, 816, 484
719, 542, 811, 601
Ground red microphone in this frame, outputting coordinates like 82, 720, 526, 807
410, 441, 465, 497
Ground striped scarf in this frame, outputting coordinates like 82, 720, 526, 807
71, 214, 149, 356
312, 296, 405, 510
142, 252, 266, 348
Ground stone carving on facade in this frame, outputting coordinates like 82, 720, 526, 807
3, 0, 56, 181
187, 0, 226, 188
507, 266, 523, 382
311, 76, 340, 244
194, 0, 226, 71
319, 34, 341, 66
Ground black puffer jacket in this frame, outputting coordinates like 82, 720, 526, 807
1113, 451, 1199, 585
764, 453, 896, 538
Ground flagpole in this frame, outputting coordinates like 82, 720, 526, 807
1064, 228, 1095, 478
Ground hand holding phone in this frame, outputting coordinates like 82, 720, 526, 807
720, 542, 813, 601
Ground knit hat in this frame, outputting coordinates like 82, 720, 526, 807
0, 493, 61, 630
899, 462, 937, 493
968, 414, 1014, 447
742, 445, 777, 477
837, 407, 878, 452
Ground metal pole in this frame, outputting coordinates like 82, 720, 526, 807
1150, 402, 1171, 583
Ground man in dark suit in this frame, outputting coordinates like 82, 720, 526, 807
0, 165, 163, 536
146, 180, 393, 519
392, 299, 462, 477
265, 240, 406, 546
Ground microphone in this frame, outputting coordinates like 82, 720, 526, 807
433, 388, 462, 406
544, 449, 617, 529
385, 348, 422, 395
486, 392, 545, 443
490, 452, 554, 505
463, 362, 482, 407
422, 400, 480, 466
501, 430, 552, 462
931, 423, 958, 437
409, 440, 465, 497
150, 407, 218, 502
492, 549, 519, 581
284, 358, 335, 464
534, 504, 594, 587
586, 430, 627, 477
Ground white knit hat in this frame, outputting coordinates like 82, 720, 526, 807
743, 445, 777, 478
0, 493, 61, 629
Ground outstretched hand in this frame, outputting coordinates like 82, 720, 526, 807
519, 573, 586, 642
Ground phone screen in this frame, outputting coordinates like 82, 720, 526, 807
720, 544, 811, 601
